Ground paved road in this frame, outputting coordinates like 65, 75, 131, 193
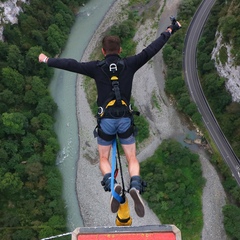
183, 0, 240, 185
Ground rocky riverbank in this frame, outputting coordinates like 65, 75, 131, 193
75, 0, 228, 239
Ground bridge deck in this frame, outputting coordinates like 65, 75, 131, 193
72, 225, 181, 240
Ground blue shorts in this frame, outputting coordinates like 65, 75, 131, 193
97, 117, 135, 146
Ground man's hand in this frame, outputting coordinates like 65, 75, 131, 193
167, 21, 181, 34
39, 53, 49, 63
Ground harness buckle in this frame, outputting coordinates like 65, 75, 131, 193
109, 63, 117, 73
129, 104, 133, 112
98, 106, 104, 116
112, 81, 119, 91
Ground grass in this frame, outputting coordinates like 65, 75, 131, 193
219, 45, 228, 65
151, 91, 161, 111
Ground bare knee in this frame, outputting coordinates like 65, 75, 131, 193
98, 144, 111, 175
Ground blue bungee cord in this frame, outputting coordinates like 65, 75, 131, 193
111, 138, 124, 203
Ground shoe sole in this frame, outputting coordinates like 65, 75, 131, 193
110, 185, 122, 213
129, 188, 145, 217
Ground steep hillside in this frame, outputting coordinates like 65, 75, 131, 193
212, 0, 240, 102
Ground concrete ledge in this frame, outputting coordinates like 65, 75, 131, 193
72, 225, 181, 240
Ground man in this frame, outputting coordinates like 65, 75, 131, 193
39, 20, 181, 218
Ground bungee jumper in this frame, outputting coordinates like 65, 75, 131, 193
38, 16, 181, 223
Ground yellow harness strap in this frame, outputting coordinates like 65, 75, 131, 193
111, 76, 118, 81
105, 99, 128, 108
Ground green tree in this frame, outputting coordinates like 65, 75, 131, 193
12, 229, 36, 240
202, 73, 224, 95
2, 112, 28, 135
177, 92, 191, 111
25, 46, 44, 75
198, 52, 215, 74
48, 215, 65, 228
24, 76, 48, 105
1, 67, 25, 94
25, 161, 43, 182
179, 0, 201, 19
223, 204, 240, 239
7, 45, 25, 72
162, 44, 174, 67
1, 139, 19, 157
220, 15, 237, 43
35, 96, 57, 115
53, 10, 74, 34
165, 76, 185, 96
42, 142, 59, 165
184, 102, 198, 117
31, 29, 45, 46
0, 41, 9, 62
21, 133, 42, 156
8, 153, 23, 171
0, 147, 8, 162
45, 169, 62, 198
24, 89, 37, 105
0, 89, 16, 106
3, 24, 22, 45
36, 129, 54, 144
110, 19, 136, 40
31, 113, 55, 131
39, 226, 55, 240
47, 24, 67, 54
19, 14, 39, 37
0, 171, 23, 197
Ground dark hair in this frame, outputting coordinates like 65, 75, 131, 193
102, 36, 121, 54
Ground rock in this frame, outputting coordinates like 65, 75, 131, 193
0, 0, 26, 40
212, 31, 240, 102
194, 138, 202, 145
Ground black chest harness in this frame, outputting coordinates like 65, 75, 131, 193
93, 58, 139, 141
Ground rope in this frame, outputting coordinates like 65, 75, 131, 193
116, 140, 126, 199
41, 232, 72, 240
111, 139, 124, 203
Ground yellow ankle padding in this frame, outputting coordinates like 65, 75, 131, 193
115, 197, 132, 226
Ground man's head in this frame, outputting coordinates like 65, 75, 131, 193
102, 35, 122, 56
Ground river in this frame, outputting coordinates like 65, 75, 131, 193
49, 0, 115, 231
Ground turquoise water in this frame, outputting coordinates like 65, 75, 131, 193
174, 128, 199, 152
49, 0, 115, 231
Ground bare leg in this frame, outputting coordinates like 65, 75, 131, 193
98, 144, 112, 175
122, 143, 145, 217
121, 143, 139, 177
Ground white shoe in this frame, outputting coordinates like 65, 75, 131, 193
129, 187, 145, 217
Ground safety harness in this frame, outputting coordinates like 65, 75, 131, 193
93, 58, 139, 141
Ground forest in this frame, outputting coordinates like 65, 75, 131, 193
141, 139, 205, 239
0, 0, 88, 239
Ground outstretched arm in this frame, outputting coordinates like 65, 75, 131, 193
38, 53, 96, 78
127, 20, 181, 70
